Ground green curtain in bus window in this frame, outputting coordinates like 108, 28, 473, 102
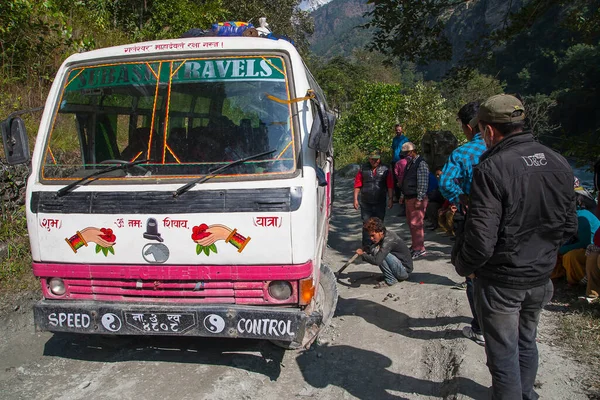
94, 114, 119, 162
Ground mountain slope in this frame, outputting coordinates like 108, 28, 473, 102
308, 0, 526, 78
308, 0, 373, 59
299, 0, 334, 11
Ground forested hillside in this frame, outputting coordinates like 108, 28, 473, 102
309, 0, 372, 59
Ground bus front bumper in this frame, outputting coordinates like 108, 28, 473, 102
34, 300, 322, 343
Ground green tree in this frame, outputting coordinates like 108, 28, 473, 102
334, 82, 404, 154
551, 43, 600, 165
364, 0, 600, 66
312, 56, 367, 114
334, 81, 452, 162
440, 68, 505, 112
221, 0, 314, 55
139, 0, 226, 40
522, 93, 560, 139
364, 0, 471, 63
0, 0, 72, 83
64, 0, 226, 41
401, 82, 453, 146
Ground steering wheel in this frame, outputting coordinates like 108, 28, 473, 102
99, 159, 149, 174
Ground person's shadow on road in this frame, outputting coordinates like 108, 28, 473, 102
43, 334, 285, 381
297, 344, 489, 399
336, 296, 470, 340
336, 270, 459, 288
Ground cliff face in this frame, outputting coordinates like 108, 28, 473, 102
308, 0, 372, 59
309, 0, 526, 78
299, 0, 334, 11
424, 0, 525, 79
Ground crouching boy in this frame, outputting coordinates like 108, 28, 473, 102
355, 217, 414, 288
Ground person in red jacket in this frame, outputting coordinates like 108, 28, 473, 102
353, 150, 394, 248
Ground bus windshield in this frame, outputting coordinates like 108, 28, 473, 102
42, 56, 296, 182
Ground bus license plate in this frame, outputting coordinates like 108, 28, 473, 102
124, 312, 196, 334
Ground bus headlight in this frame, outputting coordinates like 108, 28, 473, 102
268, 281, 292, 300
48, 278, 66, 296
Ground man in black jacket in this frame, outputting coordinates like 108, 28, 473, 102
453, 94, 577, 400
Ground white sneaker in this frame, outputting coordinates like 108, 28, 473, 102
578, 296, 596, 304
462, 326, 485, 346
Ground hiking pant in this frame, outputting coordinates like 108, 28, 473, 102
586, 251, 600, 297
465, 277, 482, 334
562, 248, 587, 284
438, 208, 455, 235
475, 278, 553, 400
360, 201, 386, 248
405, 197, 428, 251
377, 253, 409, 285
425, 200, 442, 229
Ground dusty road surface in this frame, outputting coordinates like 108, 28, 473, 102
0, 177, 592, 399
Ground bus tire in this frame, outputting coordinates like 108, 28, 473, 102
270, 263, 338, 350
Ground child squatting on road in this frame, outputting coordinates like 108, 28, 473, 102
355, 217, 414, 288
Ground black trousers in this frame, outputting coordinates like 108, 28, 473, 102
475, 278, 553, 400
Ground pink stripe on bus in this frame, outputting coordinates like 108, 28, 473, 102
33, 261, 313, 281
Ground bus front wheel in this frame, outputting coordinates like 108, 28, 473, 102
271, 263, 338, 350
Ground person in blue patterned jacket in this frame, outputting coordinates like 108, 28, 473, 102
439, 101, 487, 346
439, 102, 487, 209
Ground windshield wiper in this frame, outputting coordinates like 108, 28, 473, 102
173, 149, 275, 197
57, 159, 151, 197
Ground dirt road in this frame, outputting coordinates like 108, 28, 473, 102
0, 178, 591, 399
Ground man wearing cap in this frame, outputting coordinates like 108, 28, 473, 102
439, 101, 487, 346
354, 150, 394, 248
400, 142, 430, 259
453, 94, 577, 400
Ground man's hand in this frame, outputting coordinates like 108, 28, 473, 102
468, 273, 476, 279
458, 194, 469, 209
353, 199, 359, 210
388, 198, 393, 209
356, 248, 364, 256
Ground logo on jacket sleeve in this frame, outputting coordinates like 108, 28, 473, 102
521, 153, 547, 167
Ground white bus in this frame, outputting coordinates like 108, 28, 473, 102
1, 33, 337, 348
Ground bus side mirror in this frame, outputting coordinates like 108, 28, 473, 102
308, 98, 336, 153
1, 117, 30, 165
